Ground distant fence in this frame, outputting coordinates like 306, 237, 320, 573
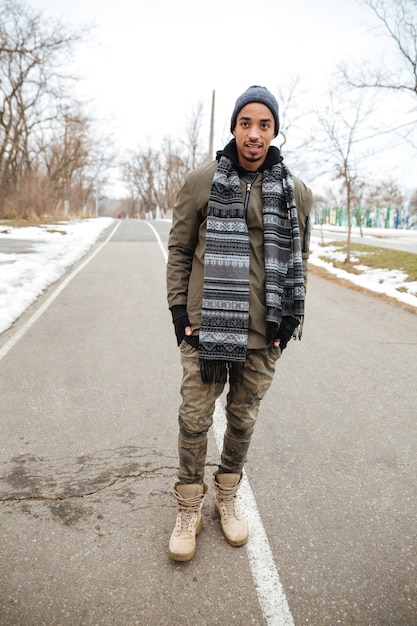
314, 204, 412, 229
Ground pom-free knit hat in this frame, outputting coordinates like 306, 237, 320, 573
230, 85, 280, 136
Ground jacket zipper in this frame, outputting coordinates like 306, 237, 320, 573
244, 182, 252, 213
243, 173, 258, 215
302, 215, 310, 253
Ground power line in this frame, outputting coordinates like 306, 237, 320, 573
302, 0, 349, 38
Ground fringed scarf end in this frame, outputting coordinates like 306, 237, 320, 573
295, 316, 304, 340
199, 360, 245, 386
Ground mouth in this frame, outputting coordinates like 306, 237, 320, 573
245, 143, 262, 155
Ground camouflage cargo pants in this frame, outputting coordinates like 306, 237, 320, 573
177, 340, 281, 484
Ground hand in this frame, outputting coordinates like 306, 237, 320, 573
170, 305, 192, 345
274, 317, 300, 352
173, 316, 192, 345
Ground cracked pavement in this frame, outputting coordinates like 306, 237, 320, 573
0, 447, 179, 503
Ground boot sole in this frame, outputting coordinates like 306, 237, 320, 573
168, 517, 203, 562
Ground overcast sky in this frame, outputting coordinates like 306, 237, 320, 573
27, 0, 414, 197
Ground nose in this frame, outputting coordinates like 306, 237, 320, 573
248, 125, 261, 140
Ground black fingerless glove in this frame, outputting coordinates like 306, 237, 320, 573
276, 316, 300, 352
170, 305, 191, 346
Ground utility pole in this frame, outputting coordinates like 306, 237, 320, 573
95, 159, 99, 218
208, 89, 215, 161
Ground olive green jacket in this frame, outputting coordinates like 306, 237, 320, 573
167, 158, 313, 349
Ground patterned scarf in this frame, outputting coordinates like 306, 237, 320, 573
199, 154, 304, 385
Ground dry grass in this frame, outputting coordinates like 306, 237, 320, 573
1, 217, 64, 228
0, 215, 92, 230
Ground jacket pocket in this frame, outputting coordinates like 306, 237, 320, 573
268, 345, 282, 361
180, 340, 198, 355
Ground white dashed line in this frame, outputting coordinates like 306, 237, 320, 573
213, 401, 295, 626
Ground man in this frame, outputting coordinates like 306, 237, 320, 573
166, 85, 313, 561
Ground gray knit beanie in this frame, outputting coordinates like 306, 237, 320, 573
230, 85, 280, 136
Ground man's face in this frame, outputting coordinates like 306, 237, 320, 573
233, 102, 276, 171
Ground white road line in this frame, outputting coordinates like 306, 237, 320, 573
149, 221, 295, 626
0, 221, 121, 363
212, 400, 295, 626
144, 221, 168, 263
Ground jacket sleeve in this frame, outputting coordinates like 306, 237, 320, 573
294, 177, 313, 290
166, 176, 201, 309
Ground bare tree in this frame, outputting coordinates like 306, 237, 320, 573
345, 0, 417, 96
0, 0, 90, 216
122, 102, 208, 219
272, 77, 316, 182
408, 188, 417, 227
160, 138, 189, 214
364, 179, 405, 227
340, 0, 417, 154
349, 177, 367, 236
313, 87, 375, 261
184, 101, 208, 169
276, 77, 310, 146
40, 105, 91, 213
122, 147, 160, 218
122, 138, 191, 218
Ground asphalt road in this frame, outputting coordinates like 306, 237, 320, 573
0, 219, 416, 626
312, 225, 417, 253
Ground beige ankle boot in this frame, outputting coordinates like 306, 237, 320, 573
213, 472, 248, 547
168, 482, 208, 561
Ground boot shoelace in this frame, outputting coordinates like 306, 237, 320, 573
174, 492, 203, 533
219, 493, 242, 520
176, 508, 198, 533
